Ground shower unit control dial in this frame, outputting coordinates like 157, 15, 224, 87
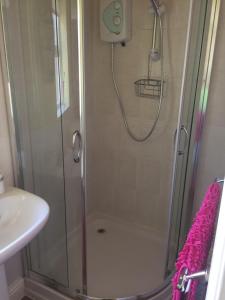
100, 0, 132, 43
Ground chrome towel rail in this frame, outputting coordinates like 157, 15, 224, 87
215, 178, 224, 184
177, 177, 224, 294
177, 268, 209, 294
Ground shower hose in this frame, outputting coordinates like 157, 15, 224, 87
111, 15, 164, 142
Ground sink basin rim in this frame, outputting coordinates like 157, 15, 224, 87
0, 187, 49, 265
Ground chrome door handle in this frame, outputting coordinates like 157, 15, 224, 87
178, 125, 189, 156
72, 130, 81, 163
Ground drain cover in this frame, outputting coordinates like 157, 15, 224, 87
97, 228, 106, 234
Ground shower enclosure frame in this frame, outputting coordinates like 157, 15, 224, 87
165, 0, 222, 274
0, 0, 221, 299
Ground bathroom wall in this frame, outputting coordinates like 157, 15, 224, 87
193, 0, 225, 212
0, 48, 23, 285
85, 0, 190, 238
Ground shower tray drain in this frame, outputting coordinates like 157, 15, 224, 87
97, 228, 106, 234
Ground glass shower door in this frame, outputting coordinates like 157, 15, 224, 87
165, 0, 217, 275
1, 0, 83, 293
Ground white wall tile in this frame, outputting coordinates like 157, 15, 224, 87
85, 0, 189, 238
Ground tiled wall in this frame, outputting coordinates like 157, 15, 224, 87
193, 0, 225, 212
85, 0, 190, 238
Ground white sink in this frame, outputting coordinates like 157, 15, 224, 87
0, 187, 49, 300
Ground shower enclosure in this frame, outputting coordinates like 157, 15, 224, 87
0, 0, 220, 299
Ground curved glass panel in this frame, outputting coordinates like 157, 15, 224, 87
1, 0, 82, 291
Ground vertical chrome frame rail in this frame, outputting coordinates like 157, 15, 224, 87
77, 0, 88, 294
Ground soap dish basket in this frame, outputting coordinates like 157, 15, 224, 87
134, 78, 163, 100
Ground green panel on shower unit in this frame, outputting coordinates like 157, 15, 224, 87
102, 1, 123, 34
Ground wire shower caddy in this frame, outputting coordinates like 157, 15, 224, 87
134, 78, 163, 99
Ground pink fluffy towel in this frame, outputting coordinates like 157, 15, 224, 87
172, 182, 221, 300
